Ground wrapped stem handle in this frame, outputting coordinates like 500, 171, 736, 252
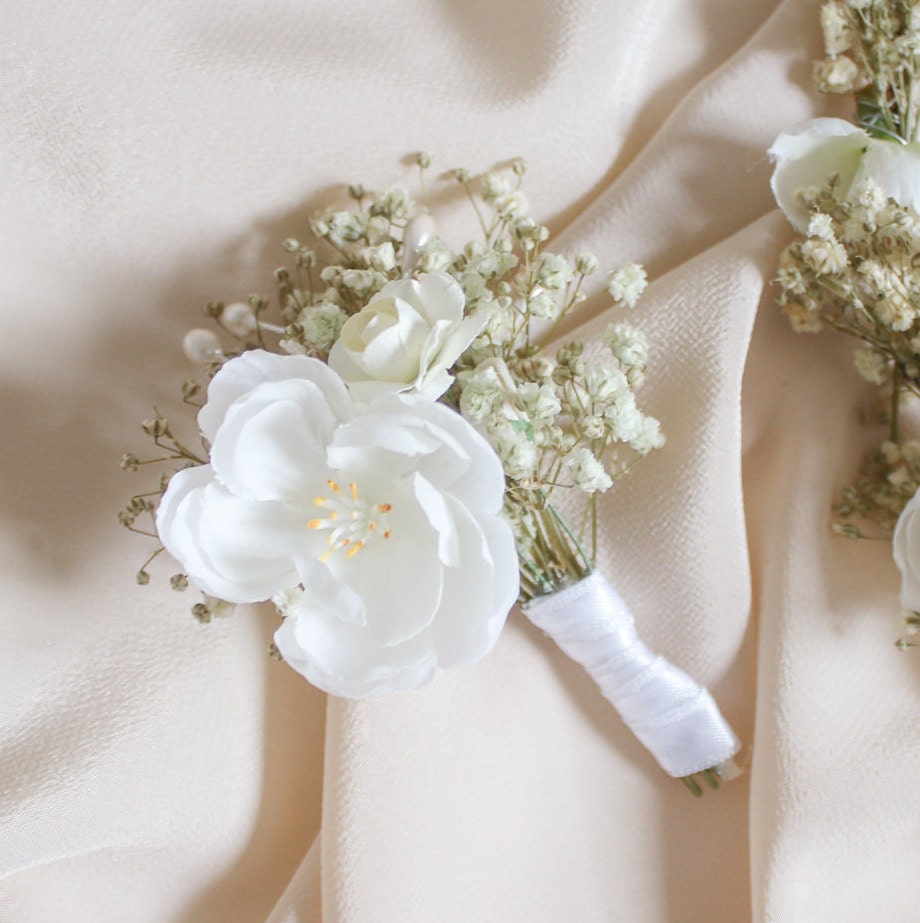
523, 572, 740, 778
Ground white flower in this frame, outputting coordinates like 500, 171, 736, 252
813, 56, 860, 94
563, 447, 612, 494
893, 489, 920, 612
517, 382, 561, 421
417, 240, 455, 273
489, 421, 538, 479
606, 263, 648, 307
458, 357, 521, 426
156, 350, 519, 698
605, 323, 649, 369
359, 241, 397, 272
481, 173, 511, 200
459, 378, 505, 422
821, 2, 852, 56
604, 392, 644, 443
493, 189, 529, 217
535, 253, 573, 291
769, 119, 920, 233
853, 347, 888, 385
328, 272, 486, 401
526, 288, 559, 319
298, 302, 348, 353
801, 236, 848, 274
806, 213, 835, 240
629, 415, 666, 455
583, 364, 628, 403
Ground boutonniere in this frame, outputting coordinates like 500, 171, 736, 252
122, 155, 739, 794
769, 0, 920, 647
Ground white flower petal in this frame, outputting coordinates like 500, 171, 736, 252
275, 607, 437, 698
294, 556, 367, 627
414, 271, 465, 323
345, 537, 444, 646
431, 498, 518, 667
199, 352, 351, 442
430, 312, 489, 372
413, 472, 460, 567
211, 382, 332, 503
157, 466, 311, 602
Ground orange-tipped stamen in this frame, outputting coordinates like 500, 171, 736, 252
345, 541, 364, 558
310, 480, 392, 559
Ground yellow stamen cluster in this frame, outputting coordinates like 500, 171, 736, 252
308, 478, 392, 562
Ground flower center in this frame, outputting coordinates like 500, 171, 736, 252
308, 479, 392, 561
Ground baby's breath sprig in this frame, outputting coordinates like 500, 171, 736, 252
125, 156, 665, 610
816, 0, 920, 142
771, 1, 920, 643
780, 2, 920, 523
120, 154, 742, 793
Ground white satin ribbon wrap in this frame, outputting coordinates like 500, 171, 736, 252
522, 572, 740, 777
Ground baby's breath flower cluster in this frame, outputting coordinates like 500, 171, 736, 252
122, 153, 663, 612
815, 1, 920, 142
777, 2, 920, 541
774, 1, 920, 647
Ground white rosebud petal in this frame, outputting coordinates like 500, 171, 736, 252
329, 271, 485, 401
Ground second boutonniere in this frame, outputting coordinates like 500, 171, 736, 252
122, 155, 739, 793
769, 1, 920, 648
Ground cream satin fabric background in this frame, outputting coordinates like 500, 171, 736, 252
2, 1, 919, 920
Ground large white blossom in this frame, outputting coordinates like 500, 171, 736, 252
157, 350, 519, 698
328, 271, 486, 401
769, 118, 920, 232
